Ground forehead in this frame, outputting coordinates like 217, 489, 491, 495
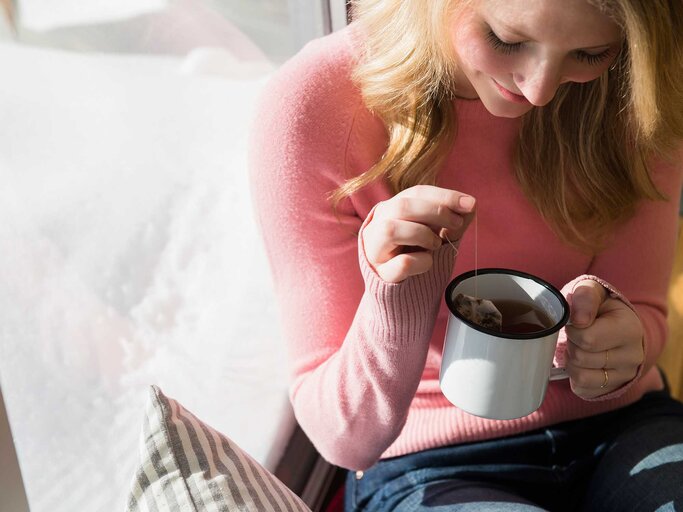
476, 0, 622, 47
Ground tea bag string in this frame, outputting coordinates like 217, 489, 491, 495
443, 212, 478, 297
443, 232, 459, 255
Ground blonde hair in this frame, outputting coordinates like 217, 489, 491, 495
333, 0, 683, 251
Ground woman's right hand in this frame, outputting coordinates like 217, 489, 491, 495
362, 185, 476, 283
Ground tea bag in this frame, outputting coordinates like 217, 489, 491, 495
453, 293, 503, 331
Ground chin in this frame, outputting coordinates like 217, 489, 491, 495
479, 95, 534, 119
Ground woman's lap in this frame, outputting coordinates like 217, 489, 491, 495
344, 390, 683, 511
582, 415, 683, 511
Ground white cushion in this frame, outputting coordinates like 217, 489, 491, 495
0, 42, 291, 512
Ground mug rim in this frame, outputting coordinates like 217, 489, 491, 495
445, 268, 570, 340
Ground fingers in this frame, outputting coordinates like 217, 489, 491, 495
363, 185, 477, 282
567, 365, 628, 398
567, 280, 607, 327
396, 185, 477, 215
377, 251, 435, 282
566, 298, 642, 353
565, 295, 644, 399
376, 195, 466, 230
395, 186, 476, 242
566, 338, 642, 398
364, 218, 443, 265
566, 343, 614, 370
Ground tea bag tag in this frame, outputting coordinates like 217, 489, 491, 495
453, 293, 502, 331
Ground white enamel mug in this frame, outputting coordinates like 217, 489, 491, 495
440, 269, 570, 420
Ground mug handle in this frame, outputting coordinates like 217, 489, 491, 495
549, 367, 568, 381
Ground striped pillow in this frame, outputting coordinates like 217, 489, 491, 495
125, 385, 311, 512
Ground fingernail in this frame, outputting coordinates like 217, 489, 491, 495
459, 196, 476, 210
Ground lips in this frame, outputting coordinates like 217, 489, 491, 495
492, 79, 529, 104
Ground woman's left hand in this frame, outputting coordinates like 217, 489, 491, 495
565, 280, 644, 399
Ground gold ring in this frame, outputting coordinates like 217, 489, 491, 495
604, 349, 609, 368
600, 368, 609, 389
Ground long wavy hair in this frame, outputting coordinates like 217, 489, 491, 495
331, 0, 683, 251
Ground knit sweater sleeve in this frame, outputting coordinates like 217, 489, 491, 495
248, 30, 455, 470
554, 147, 683, 398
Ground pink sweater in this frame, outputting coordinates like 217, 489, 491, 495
248, 25, 683, 471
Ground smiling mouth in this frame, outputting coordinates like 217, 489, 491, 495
492, 79, 528, 104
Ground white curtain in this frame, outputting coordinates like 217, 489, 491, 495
12, 0, 348, 63
17, 0, 169, 30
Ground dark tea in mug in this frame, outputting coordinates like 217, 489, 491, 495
442, 268, 571, 419
492, 299, 554, 334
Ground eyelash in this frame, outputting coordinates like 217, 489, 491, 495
485, 30, 612, 65
574, 50, 612, 65
485, 30, 521, 55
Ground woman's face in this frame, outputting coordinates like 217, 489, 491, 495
450, 0, 623, 118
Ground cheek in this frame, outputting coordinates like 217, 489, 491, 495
473, 47, 513, 78
563, 62, 611, 84
452, 29, 512, 78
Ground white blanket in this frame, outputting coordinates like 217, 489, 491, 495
0, 42, 292, 512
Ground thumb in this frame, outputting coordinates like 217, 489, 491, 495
569, 280, 607, 328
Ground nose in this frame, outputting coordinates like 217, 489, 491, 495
514, 60, 563, 107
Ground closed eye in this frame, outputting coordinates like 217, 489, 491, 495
486, 30, 522, 55
574, 48, 613, 65
487, 27, 616, 66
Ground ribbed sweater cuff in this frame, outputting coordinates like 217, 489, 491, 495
357, 206, 457, 347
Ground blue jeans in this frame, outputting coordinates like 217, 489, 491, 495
344, 390, 683, 511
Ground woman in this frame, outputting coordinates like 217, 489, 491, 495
249, 0, 683, 510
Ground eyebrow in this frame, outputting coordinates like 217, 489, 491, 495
491, 21, 619, 51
